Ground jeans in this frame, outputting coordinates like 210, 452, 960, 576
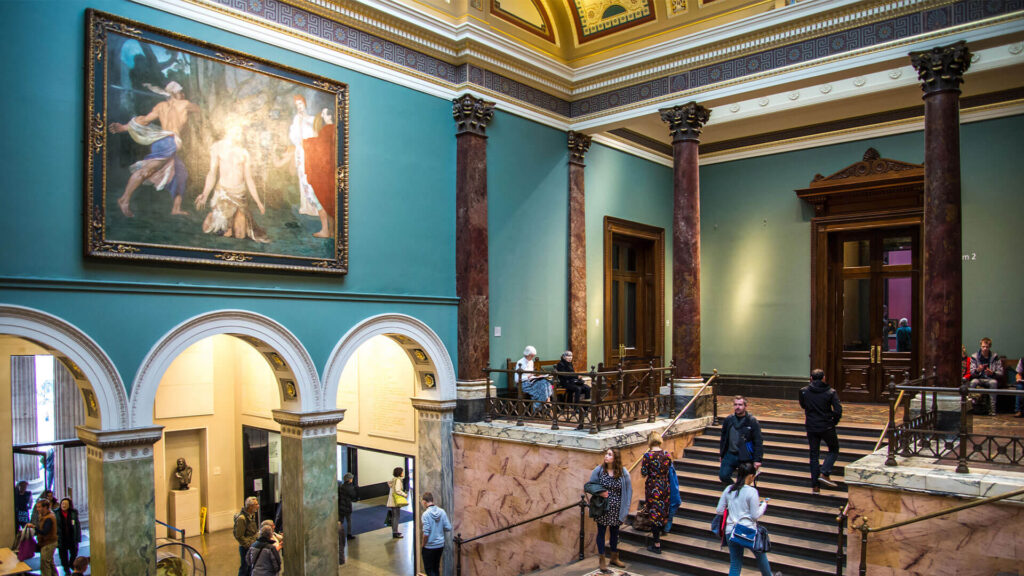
237, 545, 248, 576
719, 451, 742, 484
1015, 381, 1023, 413
807, 428, 840, 486
422, 546, 444, 576
728, 538, 773, 576
596, 524, 619, 554
971, 378, 1000, 413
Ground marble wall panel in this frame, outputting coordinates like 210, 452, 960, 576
419, 413, 456, 575
91, 457, 157, 576
452, 430, 699, 574
846, 485, 1024, 576
282, 434, 339, 575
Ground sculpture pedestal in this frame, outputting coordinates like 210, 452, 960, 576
168, 488, 200, 538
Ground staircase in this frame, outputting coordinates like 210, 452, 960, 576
618, 417, 882, 576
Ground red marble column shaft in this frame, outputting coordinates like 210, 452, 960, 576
660, 102, 710, 380
911, 42, 970, 387
567, 131, 592, 370
454, 95, 495, 382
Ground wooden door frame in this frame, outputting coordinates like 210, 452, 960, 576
796, 148, 924, 398
603, 216, 665, 366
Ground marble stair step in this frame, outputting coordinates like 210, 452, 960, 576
676, 456, 849, 487
666, 516, 837, 561
675, 486, 843, 525
676, 472, 847, 508
755, 417, 886, 439
691, 435, 874, 459
617, 527, 837, 576
615, 543, 785, 576
678, 444, 854, 474
677, 501, 840, 542
704, 425, 880, 450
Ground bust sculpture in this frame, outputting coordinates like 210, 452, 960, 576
174, 457, 193, 491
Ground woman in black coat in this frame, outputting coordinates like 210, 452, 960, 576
55, 497, 82, 574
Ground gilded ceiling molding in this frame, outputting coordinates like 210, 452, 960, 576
569, 0, 657, 43
490, 0, 556, 43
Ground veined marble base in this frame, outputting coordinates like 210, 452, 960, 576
455, 416, 711, 453
844, 449, 1024, 502
671, 379, 713, 419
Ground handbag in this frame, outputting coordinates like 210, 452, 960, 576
710, 508, 727, 537
754, 524, 772, 553
728, 522, 757, 549
392, 479, 409, 507
16, 530, 37, 561
630, 502, 654, 532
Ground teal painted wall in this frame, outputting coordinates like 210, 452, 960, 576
700, 113, 1024, 378
584, 144, 674, 370
0, 0, 458, 392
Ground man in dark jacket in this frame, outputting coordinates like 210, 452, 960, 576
338, 473, 357, 540
718, 396, 763, 484
799, 369, 843, 493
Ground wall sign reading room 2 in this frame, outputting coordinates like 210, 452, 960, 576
85, 10, 350, 274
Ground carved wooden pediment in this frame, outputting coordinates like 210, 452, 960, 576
795, 148, 924, 217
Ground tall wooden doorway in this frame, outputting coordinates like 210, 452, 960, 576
603, 217, 664, 369
797, 149, 924, 403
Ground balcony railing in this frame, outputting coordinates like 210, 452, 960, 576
482, 361, 677, 433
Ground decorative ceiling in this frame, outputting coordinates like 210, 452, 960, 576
569, 0, 656, 43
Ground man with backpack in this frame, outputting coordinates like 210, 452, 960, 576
718, 396, 764, 484
799, 369, 843, 494
234, 497, 260, 576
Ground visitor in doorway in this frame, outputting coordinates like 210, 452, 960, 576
969, 337, 1004, 416
233, 496, 260, 576
1015, 359, 1023, 418
718, 396, 764, 484
386, 467, 408, 538
246, 523, 283, 576
515, 345, 552, 410
338, 473, 357, 540
641, 432, 673, 555
420, 492, 452, 576
715, 462, 781, 576
589, 448, 631, 573
14, 480, 32, 532
799, 369, 843, 494
70, 556, 89, 576
31, 490, 57, 526
554, 350, 590, 406
896, 318, 912, 352
26, 499, 58, 576
56, 497, 82, 574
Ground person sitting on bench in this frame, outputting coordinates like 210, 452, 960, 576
515, 345, 551, 410
969, 337, 1004, 416
555, 350, 591, 405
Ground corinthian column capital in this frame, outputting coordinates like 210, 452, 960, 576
910, 41, 972, 95
567, 130, 593, 165
453, 94, 495, 136
659, 102, 711, 143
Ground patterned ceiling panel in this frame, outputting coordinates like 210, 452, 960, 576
491, 0, 556, 43
570, 0, 656, 43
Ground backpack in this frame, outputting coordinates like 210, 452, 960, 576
246, 545, 266, 576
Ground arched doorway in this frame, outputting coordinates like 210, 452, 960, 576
323, 313, 456, 576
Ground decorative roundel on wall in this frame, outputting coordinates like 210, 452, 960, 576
421, 373, 436, 388
282, 380, 298, 398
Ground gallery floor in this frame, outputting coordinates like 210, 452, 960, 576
184, 496, 416, 576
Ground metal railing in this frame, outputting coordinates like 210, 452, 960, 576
452, 495, 587, 576
156, 518, 186, 543
852, 486, 1024, 576
483, 361, 676, 433
885, 372, 1024, 473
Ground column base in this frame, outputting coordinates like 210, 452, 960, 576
671, 378, 712, 418
909, 394, 970, 433
456, 378, 491, 422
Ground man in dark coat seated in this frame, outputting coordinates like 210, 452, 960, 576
555, 350, 591, 405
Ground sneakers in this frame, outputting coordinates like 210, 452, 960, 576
819, 474, 838, 488
392, 532, 403, 538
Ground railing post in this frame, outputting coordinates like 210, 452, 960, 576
885, 375, 898, 466
920, 368, 927, 421
901, 370, 910, 427
647, 360, 656, 423
454, 533, 462, 576
957, 381, 970, 474
578, 495, 586, 561
515, 365, 525, 426
483, 367, 493, 423
835, 508, 846, 576
931, 365, 938, 423
616, 364, 625, 429
589, 366, 600, 434
857, 519, 870, 576
669, 363, 677, 417
899, 372, 912, 457
712, 376, 720, 425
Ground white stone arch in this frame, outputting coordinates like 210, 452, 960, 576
129, 309, 320, 428
322, 313, 456, 408
0, 304, 129, 430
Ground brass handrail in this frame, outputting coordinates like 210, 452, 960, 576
853, 486, 1024, 576
626, 370, 718, 473
872, 389, 905, 453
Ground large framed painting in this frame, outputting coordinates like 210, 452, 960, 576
85, 10, 349, 273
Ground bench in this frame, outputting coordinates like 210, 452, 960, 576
504, 358, 576, 402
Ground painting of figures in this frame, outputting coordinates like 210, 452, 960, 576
85, 10, 349, 273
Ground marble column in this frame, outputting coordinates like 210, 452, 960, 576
77, 426, 163, 576
659, 102, 711, 380
454, 94, 495, 416
272, 409, 346, 576
411, 398, 457, 576
567, 131, 592, 369
910, 41, 971, 387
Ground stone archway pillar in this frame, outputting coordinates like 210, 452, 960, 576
272, 409, 346, 576
77, 426, 163, 576
411, 398, 457, 576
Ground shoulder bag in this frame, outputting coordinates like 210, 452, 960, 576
392, 479, 409, 507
